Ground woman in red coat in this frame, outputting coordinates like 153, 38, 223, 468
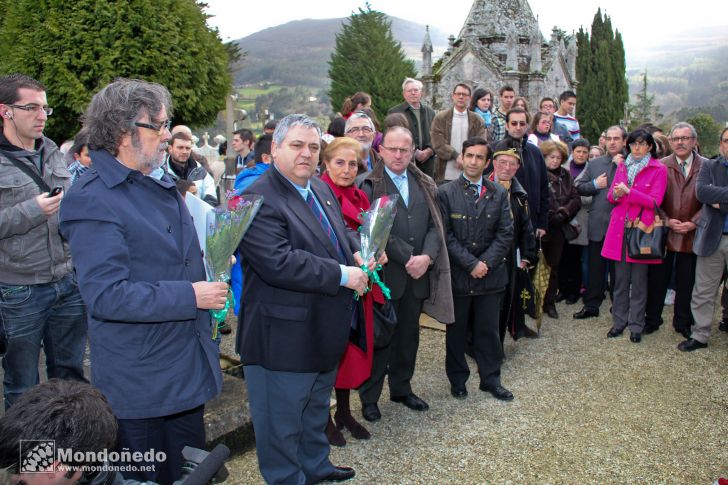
321, 137, 383, 446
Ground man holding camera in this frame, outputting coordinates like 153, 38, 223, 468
0, 73, 86, 410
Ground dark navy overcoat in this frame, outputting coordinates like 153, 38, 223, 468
60, 150, 222, 419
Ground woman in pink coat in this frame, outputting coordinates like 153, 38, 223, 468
601, 129, 667, 343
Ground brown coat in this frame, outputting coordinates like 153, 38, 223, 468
660, 151, 706, 253
430, 108, 487, 183
362, 161, 455, 324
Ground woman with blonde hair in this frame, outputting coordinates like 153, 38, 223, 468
320, 137, 384, 445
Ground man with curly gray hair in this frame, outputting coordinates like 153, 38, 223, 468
59, 78, 227, 484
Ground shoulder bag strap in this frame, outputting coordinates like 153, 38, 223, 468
0, 149, 50, 192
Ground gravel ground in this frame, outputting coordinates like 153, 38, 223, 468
223, 299, 728, 484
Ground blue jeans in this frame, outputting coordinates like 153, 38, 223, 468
0, 273, 87, 409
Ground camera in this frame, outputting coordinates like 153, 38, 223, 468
80, 445, 230, 485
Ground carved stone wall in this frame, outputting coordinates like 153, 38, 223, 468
425, 0, 575, 111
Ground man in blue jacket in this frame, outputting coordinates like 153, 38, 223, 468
59, 79, 228, 484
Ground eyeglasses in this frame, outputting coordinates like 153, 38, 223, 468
134, 119, 172, 134
453, 92, 470, 97
509, 121, 528, 127
8, 104, 53, 116
669, 136, 695, 143
381, 146, 412, 155
629, 141, 649, 148
495, 159, 519, 167
346, 126, 373, 134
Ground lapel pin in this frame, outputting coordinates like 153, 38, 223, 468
326, 200, 331, 206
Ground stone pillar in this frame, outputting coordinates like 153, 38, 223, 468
421, 26, 433, 76
505, 31, 518, 71
530, 30, 542, 73
222, 94, 237, 196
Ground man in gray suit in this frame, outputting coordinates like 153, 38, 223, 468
572, 125, 626, 319
358, 126, 450, 421
681, 127, 728, 351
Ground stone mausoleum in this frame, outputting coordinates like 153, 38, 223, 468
422, 0, 577, 111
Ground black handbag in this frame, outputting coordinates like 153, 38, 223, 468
624, 202, 668, 260
561, 219, 580, 241
372, 300, 397, 350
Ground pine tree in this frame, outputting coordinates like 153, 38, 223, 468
328, 5, 416, 122
575, 9, 628, 143
0, 0, 235, 142
687, 112, 721, 157
629, 72, 661, 129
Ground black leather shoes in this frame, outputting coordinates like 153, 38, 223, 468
450, 386, 468, 399
544, 306, 559, 319
479, 383, 514, 401
720, 320, 728, 332
390, 393, 429, 411
677, 338, 708, 352
643, 325, 659, 335
607, 327, 624, 338
317, 466, 356, 483
675, 327, 691, 339
629, 332, 642, 343
573, 307, 599, 319
565, 296, 579, 305
361, 403, 381, 422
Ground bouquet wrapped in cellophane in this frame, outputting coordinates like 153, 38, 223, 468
357, 194, 399, 299
205, 192, 263, 338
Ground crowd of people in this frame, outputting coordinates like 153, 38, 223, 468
1, 70, 727, 485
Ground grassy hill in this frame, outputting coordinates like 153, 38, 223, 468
230, 19, 728, 130
231, 17, 448, 89
627, 26, 728, 122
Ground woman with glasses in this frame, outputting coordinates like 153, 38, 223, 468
527, 111, 560, 147
539, 140, 581, 319
601, 129, 667, 343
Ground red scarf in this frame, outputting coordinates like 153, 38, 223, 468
320, 172, 371, 231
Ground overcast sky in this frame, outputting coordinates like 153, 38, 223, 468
205, 0, 725, 60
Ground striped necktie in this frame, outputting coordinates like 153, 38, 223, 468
469, 183, 486, 203
306, 190, 346, 263
306, 191, 357, 330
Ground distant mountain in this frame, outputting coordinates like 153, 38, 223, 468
231, 17, 448, 88
626, 26, 728, 120
232, 19, 728, 124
